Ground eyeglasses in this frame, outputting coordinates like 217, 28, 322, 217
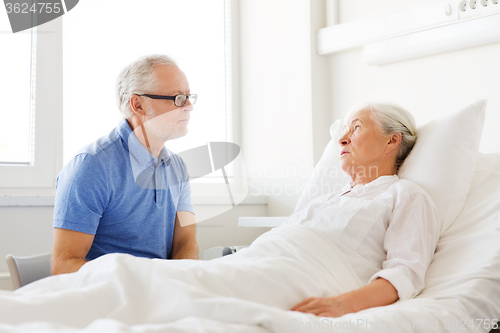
138, 93, 198, 107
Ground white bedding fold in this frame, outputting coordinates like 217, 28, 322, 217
0, 226, 364, 332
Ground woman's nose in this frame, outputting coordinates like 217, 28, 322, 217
338, 133, 350, 146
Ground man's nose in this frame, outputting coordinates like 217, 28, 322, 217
183, 100, 194, 111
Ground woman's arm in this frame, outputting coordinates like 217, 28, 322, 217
291, 278, 398, 317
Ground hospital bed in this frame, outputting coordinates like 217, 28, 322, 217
0, 100, 499, 333
226, 99, 500, 332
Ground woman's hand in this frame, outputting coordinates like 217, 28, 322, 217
290, 278, 398, 318
290, 295, 353, 318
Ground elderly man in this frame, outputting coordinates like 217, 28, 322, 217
52, 55, 199, 275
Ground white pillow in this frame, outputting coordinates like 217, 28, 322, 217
295, 100, 487, 234
420, 153, 500, 320
294, 120, 349, 213
398, 99, 486, 233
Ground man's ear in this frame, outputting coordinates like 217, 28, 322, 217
386, 132, 402, 153
130, 95, 146, 116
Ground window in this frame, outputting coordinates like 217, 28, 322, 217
0, 0, 242, 199
0, 10, 35, 165
0, 9, 61, 189
63, 0, 233, 181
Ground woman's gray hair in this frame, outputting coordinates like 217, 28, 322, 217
349, 102, 417, 170
115, 54, 178, 118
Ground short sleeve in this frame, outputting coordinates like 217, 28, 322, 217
368, 185, 440, 301
176, 157, 195, 214
53, 153, 110, 235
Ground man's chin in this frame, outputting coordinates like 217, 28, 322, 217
164, 130, 188, 142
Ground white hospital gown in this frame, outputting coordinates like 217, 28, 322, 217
281, 175, 440, 301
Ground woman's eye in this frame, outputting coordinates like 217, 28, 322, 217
353, 125, 361, 131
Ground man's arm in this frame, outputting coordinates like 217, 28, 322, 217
171, 211, 199, 259
290, 278, 398, 317
52, 228, 95, 275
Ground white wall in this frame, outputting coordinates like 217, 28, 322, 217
0, 206, 54, 271
240, 0, 318, 216
311, 0, 334, 164
338, 0, 432, 23
330, 0, 500, 153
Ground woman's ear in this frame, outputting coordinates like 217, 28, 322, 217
386, 132, 402, 153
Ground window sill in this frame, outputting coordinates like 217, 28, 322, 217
0, 195, 55, 207
0, 194, 267, 207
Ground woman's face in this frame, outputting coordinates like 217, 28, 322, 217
338, 109, 392, 178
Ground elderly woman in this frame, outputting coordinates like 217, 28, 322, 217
287, 102, 439, 317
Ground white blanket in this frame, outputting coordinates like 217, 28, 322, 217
0, 223, 487, 333
0, 226, 366, 332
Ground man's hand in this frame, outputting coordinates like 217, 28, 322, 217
171, 211, 199, 259
52, 228, 94, 275
290, 295, 353, 317
290, 278, 398, 317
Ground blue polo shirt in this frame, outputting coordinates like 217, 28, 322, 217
53, 119, 194, 260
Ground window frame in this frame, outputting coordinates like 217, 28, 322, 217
0, 1, 242, 197
189, 0, 244, 196
0, 18, 62, 191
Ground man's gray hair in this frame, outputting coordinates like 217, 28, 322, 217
349, 102, 417, 170
115, 54, 178, 118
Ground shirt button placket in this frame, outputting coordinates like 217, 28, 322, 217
155, 164, 164, 208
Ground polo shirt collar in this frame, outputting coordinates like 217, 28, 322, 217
117, 119, 170, 172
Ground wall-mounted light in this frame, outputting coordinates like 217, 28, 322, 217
318, 0, 500, 65
364, 13, 500, 65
